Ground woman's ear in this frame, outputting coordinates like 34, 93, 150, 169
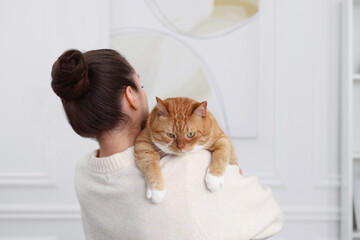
124, 86, 138, 110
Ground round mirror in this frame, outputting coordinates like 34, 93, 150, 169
146, 0, 259, 37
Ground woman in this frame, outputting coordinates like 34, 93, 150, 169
51, 49, 284, 240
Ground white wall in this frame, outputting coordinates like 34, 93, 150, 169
0, 0, 109, 239
254, 0, 341, 239
0, 0, 341, 239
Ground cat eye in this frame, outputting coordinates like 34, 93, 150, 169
187, 132, 196, 138
166, 132, 176, 138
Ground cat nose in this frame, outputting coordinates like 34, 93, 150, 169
177, 144, 184, 150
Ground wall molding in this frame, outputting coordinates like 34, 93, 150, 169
0, 173, 56, 187
249, 173, 286, 188
0, 205, 80, 220
314, 174, 341, 189
0, 238, 58, 240
283, 206, 340, 221
0, 204, 339, 222
260, 176, 285, 188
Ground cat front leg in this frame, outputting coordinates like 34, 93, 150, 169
135, 130, 166, 203
144, 162, 166, 203
205, 136, 232, 191
136, 153, 166, 203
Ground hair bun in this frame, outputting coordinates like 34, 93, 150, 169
51, 49, 90, 101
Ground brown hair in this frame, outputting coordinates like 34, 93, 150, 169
51, 49, 138, 138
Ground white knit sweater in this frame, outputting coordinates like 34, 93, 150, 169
75, 146, 284, 240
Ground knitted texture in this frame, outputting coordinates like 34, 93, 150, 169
75, 147, 284, 240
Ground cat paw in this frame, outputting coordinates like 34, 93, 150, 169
146, 186, 166, 204
205, 168, 224, 192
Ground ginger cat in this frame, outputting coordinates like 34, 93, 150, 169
135, 97, 241, 203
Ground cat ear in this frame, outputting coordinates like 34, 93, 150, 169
193, 101, 207, 118
156, 97, 168, 117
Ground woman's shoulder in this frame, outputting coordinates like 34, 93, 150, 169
76, 146, 137, 174
160, 149, 246, 185
77, 149, 97, 163
75, 150, 98, 176
160, 150, 211, 168
164, 150, 283, 240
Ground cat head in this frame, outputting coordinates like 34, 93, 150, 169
147, 97, 212, 155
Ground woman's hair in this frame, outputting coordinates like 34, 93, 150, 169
51, 49, 138, 138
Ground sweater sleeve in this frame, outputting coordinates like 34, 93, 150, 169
183, 150, 284, 240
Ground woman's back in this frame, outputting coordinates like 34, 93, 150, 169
75, 147, 283, 240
